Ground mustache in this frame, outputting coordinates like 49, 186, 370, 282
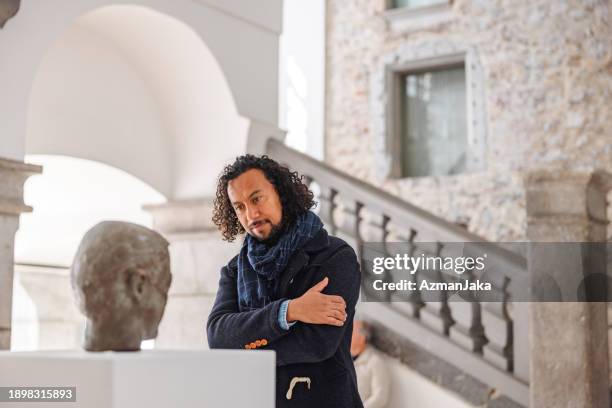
248, 220, 270, 229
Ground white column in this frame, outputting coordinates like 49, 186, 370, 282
0, 157, 42, 349
14, 264, 84, 350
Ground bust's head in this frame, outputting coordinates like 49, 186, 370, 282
0, 0, 20, 29
71, 221, 171, 351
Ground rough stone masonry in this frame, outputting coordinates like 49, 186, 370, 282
325, 0, 612, 241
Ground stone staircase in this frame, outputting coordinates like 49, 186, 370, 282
267, 139, 530, 407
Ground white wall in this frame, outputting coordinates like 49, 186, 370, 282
11, 264, 84, 351
10, 273, 39, 351
14, 155, 166, 266
382, 353, 476, 408
0, 0, 283, 197
26, 22, 173, 196
279, 0, 326, 159
75, 5, 250, 199
22, 5, 258, 198
196, 0, 283, 34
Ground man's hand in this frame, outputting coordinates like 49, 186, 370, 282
286, 277, 347, 326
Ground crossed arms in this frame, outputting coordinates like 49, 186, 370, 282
206, 245, 361, 366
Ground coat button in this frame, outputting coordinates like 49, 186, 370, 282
289, 279, 294, 284
261, 339, 268, 346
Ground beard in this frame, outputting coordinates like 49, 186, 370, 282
256, 219, 286, 247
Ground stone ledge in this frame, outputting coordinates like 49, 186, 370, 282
143, 198, 216, 235
0, 157, 41, 174
0, 157, 42, 215
525, 169, 612, 222
0, 198, 32, 215
369, 321, 524, 408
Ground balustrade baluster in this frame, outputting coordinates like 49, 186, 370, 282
417, 243, 455, 335
358, 211, 389, 301
335, 198, 362, 254
448, 269, 488, 353
317, 185, 337, 234
481, 278, 514, 372
303, 175, 313, 186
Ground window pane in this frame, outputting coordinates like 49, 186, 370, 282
400, 65, 467, 177
392, 0, 447, 9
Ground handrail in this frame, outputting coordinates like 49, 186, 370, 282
267, 139, 527, 276
269, 139, 486, 242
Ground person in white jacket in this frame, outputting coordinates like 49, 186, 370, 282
351, 320, 391, 408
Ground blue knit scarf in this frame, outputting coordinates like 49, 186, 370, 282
237, 210, 323, 309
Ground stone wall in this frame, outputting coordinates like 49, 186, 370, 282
325, 0, 612, 241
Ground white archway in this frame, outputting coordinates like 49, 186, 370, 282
12, 154, 167, 351
0, 0, 283, 197
24, 4, 251, 199
15, 155, 166, 267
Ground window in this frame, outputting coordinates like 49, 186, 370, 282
370, 44, 487, 182
399, 65, 467, 177
391, 0, 448, 9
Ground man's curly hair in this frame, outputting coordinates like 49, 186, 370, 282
213, 154, 316, 242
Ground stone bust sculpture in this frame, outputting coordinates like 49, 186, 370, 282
71, 221, 172, 351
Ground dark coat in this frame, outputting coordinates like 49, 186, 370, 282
207, 228, 364, 408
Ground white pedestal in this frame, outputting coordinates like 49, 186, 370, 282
0, 350, 275, 408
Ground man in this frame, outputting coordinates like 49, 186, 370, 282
351, 320, 391, 408
207, 154, 363, 407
